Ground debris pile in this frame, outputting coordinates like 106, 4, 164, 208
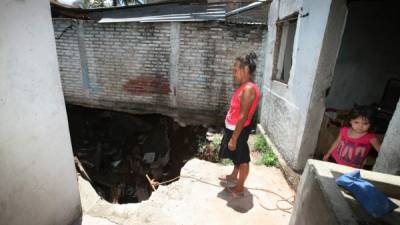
67, 104, 207, 204
197, 129, 224, 162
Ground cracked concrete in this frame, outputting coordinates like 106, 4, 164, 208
76, 158, 294, 225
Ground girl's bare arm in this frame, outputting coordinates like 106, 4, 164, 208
370, 137, 381, 152
323, 135, 340, 161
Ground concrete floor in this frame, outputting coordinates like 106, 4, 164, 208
75, 158, 294, 225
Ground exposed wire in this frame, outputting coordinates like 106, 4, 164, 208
146, 174, 295, 214
56, 22, 75, 40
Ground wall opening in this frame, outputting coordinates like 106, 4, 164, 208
67, 104, 209, 203
272, 15, 298, 84
314, 1, 400, 170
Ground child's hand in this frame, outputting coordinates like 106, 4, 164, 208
324, 135, 340, 162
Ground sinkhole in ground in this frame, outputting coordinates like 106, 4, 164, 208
66, 104, 214, 204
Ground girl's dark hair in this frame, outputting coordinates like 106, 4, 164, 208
236, 52, 258, 75
347, 104, 377, 130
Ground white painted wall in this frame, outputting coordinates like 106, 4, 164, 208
260, 0, 302, 168
326, 2, 400, 110
0, 1, 81, 225
374, 100, 400, 175
260, 0, 347, 170
278, 0, 301, 18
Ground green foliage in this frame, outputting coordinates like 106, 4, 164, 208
88, 0, 141, 8
254, 134, 268, 153
219, 158, 233, 166
197, 134, 233, 165
210, 135, 222, 149
90, 0, 105, 8
212, 135, 234, 165
257, 149, 279, 167
254, 135, 279, 167
197, 135, 221, 163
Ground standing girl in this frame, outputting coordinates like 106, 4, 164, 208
323, 105, 381, 168
219, 52, 260, 197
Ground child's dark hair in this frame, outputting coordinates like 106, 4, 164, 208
236, 52, 257, 76
347, 104, 377, 130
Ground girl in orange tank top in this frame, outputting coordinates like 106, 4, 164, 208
219, 52, 260, 198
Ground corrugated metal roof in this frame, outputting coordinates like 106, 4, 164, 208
226, 1, 264, 17
99, 3, 226, 23
51, 0, 269, 24
226, 0, 270, 25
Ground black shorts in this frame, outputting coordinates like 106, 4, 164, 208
219, 126, 251, 166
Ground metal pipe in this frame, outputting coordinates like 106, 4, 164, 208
226, 0, 272, 17
275, 15, 298, 24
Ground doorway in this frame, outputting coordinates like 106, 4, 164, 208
315, 0, 400, 169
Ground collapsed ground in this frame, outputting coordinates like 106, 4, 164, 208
68, 104, 208, 203
67, 104, 277, 204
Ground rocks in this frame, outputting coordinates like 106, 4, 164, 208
67, 104, 207, 204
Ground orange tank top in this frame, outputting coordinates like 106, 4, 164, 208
225, 81, 260, 129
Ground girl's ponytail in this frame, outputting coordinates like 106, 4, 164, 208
236, 51, 258, 75
245, 52, 257, 75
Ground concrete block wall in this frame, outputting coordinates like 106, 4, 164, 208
55, 20, 83, 101
177, 23, 265, 111
53, 19, 266, 125
374, 100, 400, 175
259, 0, 347, 171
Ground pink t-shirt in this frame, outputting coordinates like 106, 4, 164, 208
225, 81, 260, 129
332, 127, 376, 168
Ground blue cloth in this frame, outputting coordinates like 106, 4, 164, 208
336, 170, 398, 218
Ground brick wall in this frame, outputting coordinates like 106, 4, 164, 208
53, 19, 266, 125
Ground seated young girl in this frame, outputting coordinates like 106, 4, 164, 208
323, 105, 381, 169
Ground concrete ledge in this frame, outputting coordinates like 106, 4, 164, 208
66, 99, 226, 126
77, 176, 139, 224
290, 159, 400, 225
76, 159, 294, 225
257, 124, 301, 189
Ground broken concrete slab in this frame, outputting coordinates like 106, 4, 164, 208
123, 159, 293, 225
78, 175, 140, 224
78, 158, 294, 225
72, 215, 119, 225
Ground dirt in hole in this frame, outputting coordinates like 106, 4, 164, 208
66, 104, 208, 204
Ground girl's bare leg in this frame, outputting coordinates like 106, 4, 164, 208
233, 163, 249, 193
227, 165, 239, 181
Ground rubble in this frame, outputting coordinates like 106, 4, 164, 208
67, 104, 207, 204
